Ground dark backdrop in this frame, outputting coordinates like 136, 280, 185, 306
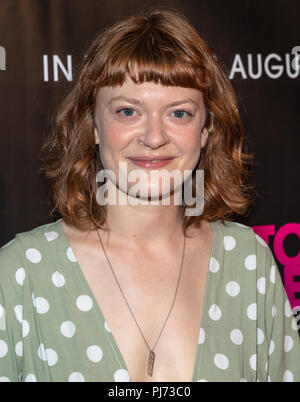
0, 0, 299, 307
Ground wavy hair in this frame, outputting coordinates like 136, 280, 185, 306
41, 6, 254, 236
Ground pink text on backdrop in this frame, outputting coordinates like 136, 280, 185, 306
252, 223, 300, 308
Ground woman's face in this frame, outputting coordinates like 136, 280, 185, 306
93, 76, 208, 202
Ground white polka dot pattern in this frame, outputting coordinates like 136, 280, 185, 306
223, 236, 236, 251
24, 374, 37, 382
38, 344, 47, 361
247, 303, 257, 320
45, 349, 58, 367
25, 248, 42, 263
250, 354, 257, 371
198, 328, 205, 344
68, 372, 85, 382
0, 304, 5, 330
86, 345, 103, 363
44, 231, 59, 242
208, 304, 222, 321
214, 353, 229, 370
225, 281, 240, 297
0, 219, 299, 382
0, 376, 11, 382
15, 341, 23, 357
104, 321, 111, 333
52, 271, 65, 287
257, 328, 265, 345
60, 321, 76, 338
76, 295, 93, 312
114, 369, 130, 382
284, 336, 294, 353
22, 320, 30, 338
15, 268, 25, 286
0, 340, 8, 358
209, 257, 220, 273
257, 277, 266, 295
230, 329, 243, 345
245, 254, 256, 270
35, 297, 50, 314
283, 370, 294, 382
66, 247, 76, 262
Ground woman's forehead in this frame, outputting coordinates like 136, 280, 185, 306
96, 77, 203, 104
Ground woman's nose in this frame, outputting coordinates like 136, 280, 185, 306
136, 118, 170, 149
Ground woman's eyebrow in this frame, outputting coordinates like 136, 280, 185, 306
108, 96, 199, 107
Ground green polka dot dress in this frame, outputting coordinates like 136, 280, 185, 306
0, 219, 300, 382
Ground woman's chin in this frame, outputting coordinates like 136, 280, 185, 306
126, 185, 181, 205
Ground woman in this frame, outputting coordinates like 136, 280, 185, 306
0, 7, 299, 383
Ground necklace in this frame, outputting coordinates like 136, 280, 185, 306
96, 229, 186, 377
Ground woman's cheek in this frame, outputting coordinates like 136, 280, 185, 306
178, 130, 202, 152
103, 124, 136, 148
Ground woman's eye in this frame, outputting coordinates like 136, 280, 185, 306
116, 108, 137, 117
115, 108, 193, 120
172, 110, 193, 119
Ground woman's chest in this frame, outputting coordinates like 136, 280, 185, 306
76, 245, 211, 382
58, 220, 214, 381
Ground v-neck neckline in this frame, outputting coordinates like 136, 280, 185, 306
56, 218, 219, 382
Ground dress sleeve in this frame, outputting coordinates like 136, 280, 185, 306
260, 239, 300, 382
0, 238, 24, 382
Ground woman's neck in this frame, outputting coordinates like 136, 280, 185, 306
104, 202, 184, 246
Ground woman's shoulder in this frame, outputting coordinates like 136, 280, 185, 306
213, 219, 261, 244
213, 219, 276, 269
214, 219, 268, 243
1, 219, 63, 250
0, 219, 64, 280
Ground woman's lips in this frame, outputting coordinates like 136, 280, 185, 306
128, 157, 175, 169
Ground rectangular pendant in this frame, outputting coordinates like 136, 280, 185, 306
147, 350, 155, 376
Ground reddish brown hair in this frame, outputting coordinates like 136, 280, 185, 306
41, 6, 254, 235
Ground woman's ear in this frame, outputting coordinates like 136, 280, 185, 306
94, 126, 99, 145
200, 127, 209, 149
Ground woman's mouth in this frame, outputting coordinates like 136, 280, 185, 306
127, 157, 175, 169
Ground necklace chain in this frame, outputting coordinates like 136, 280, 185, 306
96, 229, 186, 376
